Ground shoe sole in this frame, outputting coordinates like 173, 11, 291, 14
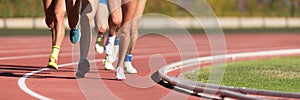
124, 67, 137, 74
47, 62, 58, 70
116, 78, 126, 81
104, 68, 115, 71
76, 72, 85, 78
125, 71, 137, 74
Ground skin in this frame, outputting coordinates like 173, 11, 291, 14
80, 0, 98, 59
43, 0, 66, 47
128, 0, 147, 54
95, 1, 109, 37
107, 0, 147, 68
65, 0, 81, 30
107, 0, 123, 37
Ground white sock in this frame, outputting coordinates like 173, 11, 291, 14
105, 36, 115, 55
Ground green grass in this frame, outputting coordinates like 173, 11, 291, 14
185, 57, 300, 93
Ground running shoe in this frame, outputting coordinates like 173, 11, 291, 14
103, 55, 114, 70
124, 61, 137, 74
95, 35, 104, 54
112, 38, 120, 62
47, 54, 58, 70
76, 59, 90, 78
70, 25, 81, 44
116, 67, 126, 80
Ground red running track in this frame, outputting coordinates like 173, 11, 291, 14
0, 33, 300, 99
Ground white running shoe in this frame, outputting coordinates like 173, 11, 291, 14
116, 67, 126, 80
103, 55, 114, 70
95, 35, 104, 54
124, 61, 137, 74
106, 54, 113, 62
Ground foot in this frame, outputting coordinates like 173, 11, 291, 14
116, 67, 126, 80
95, 35, 104, 54
76, 59, 90, 78
47, 54, 58, 70
103, 55, 114, 70
70, 25, 81, 44
112, 38, 120, 62
124, 61, 137, 74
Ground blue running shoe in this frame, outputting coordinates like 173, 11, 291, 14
70, 25, 81, 44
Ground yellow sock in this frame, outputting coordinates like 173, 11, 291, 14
51, 46, 60, 58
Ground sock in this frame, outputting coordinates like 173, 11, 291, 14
115, 38, 120, 45
125, 54, 132, 62
105, 35, 115, 55
51, 46, 60, 58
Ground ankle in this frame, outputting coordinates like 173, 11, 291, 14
125, 54, 132, 62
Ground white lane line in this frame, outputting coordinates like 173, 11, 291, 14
17, 60, 97, 100
17, 48, 300, 99
18, 68, 52, 100
16, 52, 180, 100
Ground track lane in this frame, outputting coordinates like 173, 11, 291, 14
0, 33, 300, 99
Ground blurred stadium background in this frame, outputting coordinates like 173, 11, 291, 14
0, 0, 300, 29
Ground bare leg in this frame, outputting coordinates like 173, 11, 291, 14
43, 0, 55, 44
128, 0, 146, 54
102, 0, 122, 71
95, 2, 109, 35
107, 0, 122, 37
79, 0, 97, 60
43, 0, 66, 70
95, 2, 109, 54
66, 0, 80, 29
105, 0, 122, 61
76, 0, 98, 78
53, 0, 66, 47
122, 0, 146, 74
117, 0, 138, 68
43, 0, 66, 48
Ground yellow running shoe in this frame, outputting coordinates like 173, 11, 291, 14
47, 54, 58, 70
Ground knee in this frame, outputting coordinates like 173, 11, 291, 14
110, 15, 122, 26
130, 25, 139, 35
55, 9, 66, 21
82, 12, 96, 23
99, 26, 107, 33
119, 28, 131, 37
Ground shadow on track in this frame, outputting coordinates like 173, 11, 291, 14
0, 64, 76, 79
